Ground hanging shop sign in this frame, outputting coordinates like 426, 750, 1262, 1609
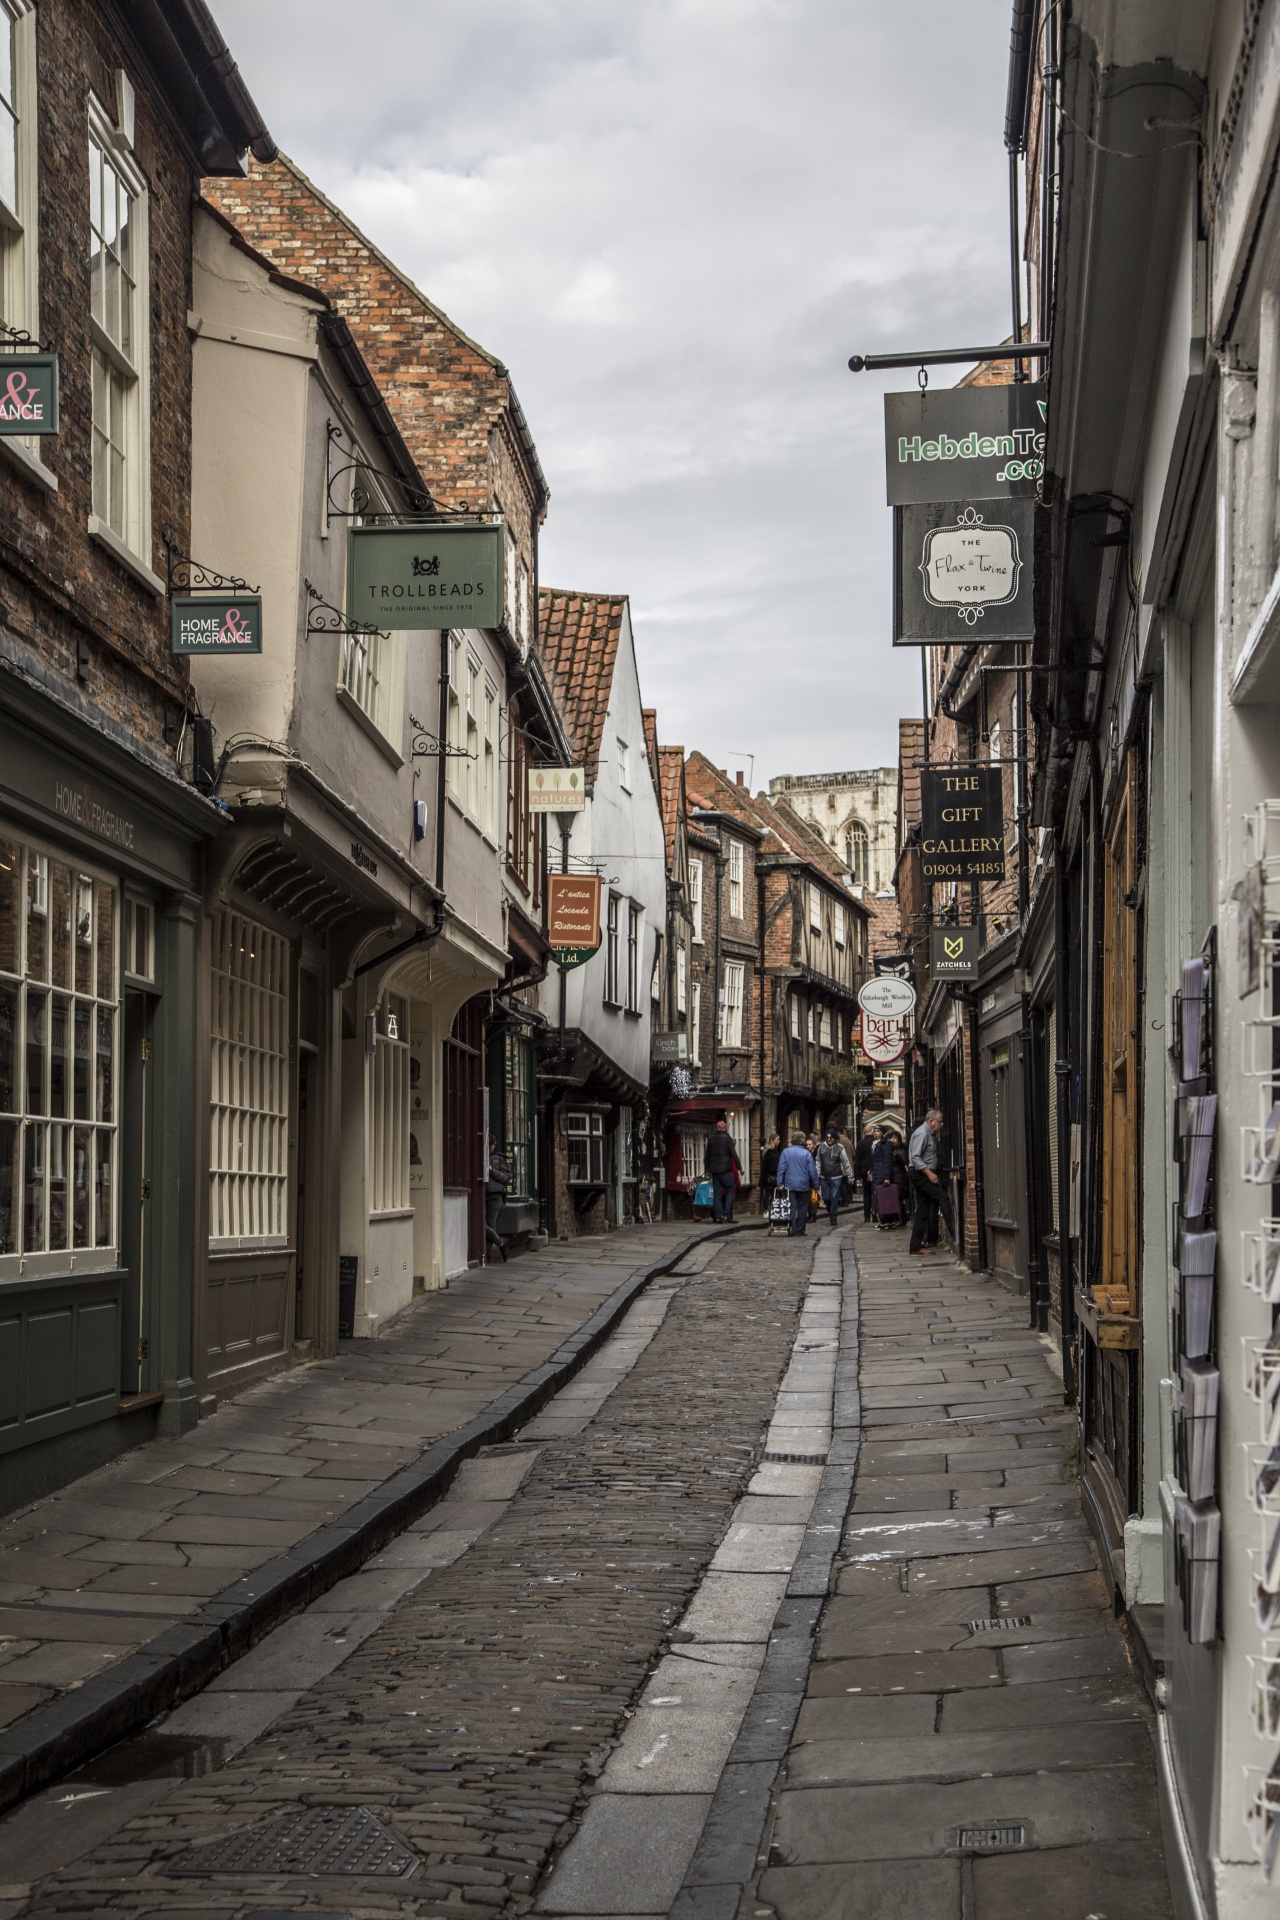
919, 766, 1005, 882
884, 383, 1045, 505
894, 499, 1034, 645
857, 1013, 911, 1066
170, 593, 263, 655
346, 523, 503, 629
0, 354, 59, 436
875, 953, 915, 982
930, 925, 980, 979
529, 767, 587, 812
547, 871, 602, 971
652, 1031, 690, 1063
858, 974, 917, 1021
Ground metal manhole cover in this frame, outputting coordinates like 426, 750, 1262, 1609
953, 1824, 1028, 1851
762, 1451, 827, 1464
174, 1806, 417, 1878
968, 1615, 1032, 1633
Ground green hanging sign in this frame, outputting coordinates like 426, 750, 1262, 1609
0, 354, 59, 435
347, 523, 503, 629
170, 593, 263, 655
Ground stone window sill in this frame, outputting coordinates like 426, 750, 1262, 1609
88, 516, 165, 595
0, 435, 57, 493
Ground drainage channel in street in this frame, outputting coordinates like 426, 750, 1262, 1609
0, 1225, 846, 1920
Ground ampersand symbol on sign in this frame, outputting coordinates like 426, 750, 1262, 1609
220, 606, 250, 645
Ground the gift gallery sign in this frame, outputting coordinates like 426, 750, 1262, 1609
919, 767, 1006, 882
170, 594, 263, 655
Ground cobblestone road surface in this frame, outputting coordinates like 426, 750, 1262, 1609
0, 1230, 822, 1919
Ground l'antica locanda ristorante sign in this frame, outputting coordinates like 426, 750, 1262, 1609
884, 384, 1046, 504
347, 524, 504, 629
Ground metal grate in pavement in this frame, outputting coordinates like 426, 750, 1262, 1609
968, 1615, 1032, 1633
953, 1824, 1028, 1851
174, 1806, 417, 1878
762, 1451, 827, 1464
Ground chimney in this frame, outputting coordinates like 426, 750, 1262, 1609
735, 770, 744, 786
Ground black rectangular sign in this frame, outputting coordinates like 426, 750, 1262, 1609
885, 384, 1045, 505
894, 499, 1034, 645
0, 353, 59, 436
930, 925, 980, 978
920, 767, 1005, 882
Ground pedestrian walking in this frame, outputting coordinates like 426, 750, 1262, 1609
907, 1109, 955, 1255
776, 1132, 819, 1236
870, 1125, 901, 1228
853, 1125, 877, 1222
815, 1126, 853, 1226
760, 1130, 781, 1214
703, 1119, 742, 1222
485, 1132, 510, 1263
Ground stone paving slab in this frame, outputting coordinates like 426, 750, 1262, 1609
0, 1222, 732, 1813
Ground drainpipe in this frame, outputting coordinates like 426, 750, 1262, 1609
711, 840, 726, 1090
968, 992, 988, 1273
1054, 828, 1077, 1397
436, 631, 451, 895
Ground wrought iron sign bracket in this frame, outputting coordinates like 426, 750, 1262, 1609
324, 418, 446, 522
409, 711, 473, 760
304, 578, 388, 645
164, 535, 258, 597
0, 321, 54, 354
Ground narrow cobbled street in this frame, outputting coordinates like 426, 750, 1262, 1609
0, 1225, 1175, 1919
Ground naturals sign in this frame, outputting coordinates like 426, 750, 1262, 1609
894, 500, 1033, 645
170, 594, 263, 655
0, 355, 59, 436
884, 385, 1046, 505
919, 767, 1005, 882
347, 524, 503, 630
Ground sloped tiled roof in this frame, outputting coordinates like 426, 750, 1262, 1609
537, 590, 627, 783
657, 745, 686, 869
758, 797, 870, 918
685, 753, 790, 858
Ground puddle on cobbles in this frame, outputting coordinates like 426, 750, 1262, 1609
62, 1729, 230, 1787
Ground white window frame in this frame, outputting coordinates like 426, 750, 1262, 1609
719, 960, 744, 1049
339, 620, 405, 755
505, 527, 518, 631
806, 1003, 815, 1045
566, 1108, 606, 1185
0, 2, 38, 345
726, 1108, 750, 1179
834, 900, 846, 947
123, 894, 155, 985
676, 943, 687, 1014
445, 636, 464, 796
728, 838, 743, 918
689, 859, 704, 943
617, 737, 631, 793
483, 680, 498, 839
605, 892, 621, 1005
88, 95, 150, 564
651, 936, 662, 1005
679, 1124, 710, 1191
370, 993, 409, 1215
209, 911, 290, 1249
465, 653, 480, 815
819, 1006, 832, 1049
518, 559, 530, 647
809, 881, 822, 933
690, 982, 702, 1064
626, 902, 642, 1012
790, 993, 800, 1041
0, 832, 121, 1278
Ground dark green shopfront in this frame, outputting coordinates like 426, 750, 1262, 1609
0, 655, 215, 1510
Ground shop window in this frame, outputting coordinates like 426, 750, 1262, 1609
0, 3, 36, 343
720, 960, 744, 1048
209, 911, 290, 1245
89, 104, 149, 558
726, 1108, 750, 1177
124, 895, 154, 983
728, 839, 743, 917
618, 1107, 635, 1183
566, 1109, 605, 1184
370, 993, 409, 1214
626, 903, 642, 1011
605, 893, 621, 1005
689, 859, 703, 942
679, 1124, 710, 1190
690, 982, 701, 1064
499, 1030, 534, 1198
0, 834, 118, 1267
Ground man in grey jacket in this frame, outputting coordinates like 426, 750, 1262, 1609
908, 1109, 954, 1255
815, 1127, 854, 1227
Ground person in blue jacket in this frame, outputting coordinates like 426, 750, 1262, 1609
776, 1132, 818, 1237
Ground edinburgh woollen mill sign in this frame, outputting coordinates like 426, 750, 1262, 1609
347, 524, 503, 628
919, 766, 1005, 881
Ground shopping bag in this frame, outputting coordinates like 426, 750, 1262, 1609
768, 1190, 791, 1225
875, 1182, 901, 1219
693, 1179, 713, 1210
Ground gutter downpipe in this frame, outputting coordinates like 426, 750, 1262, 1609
1054, 826, 1077, 1397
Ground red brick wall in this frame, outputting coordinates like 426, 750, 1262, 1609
1, 0, 197, 746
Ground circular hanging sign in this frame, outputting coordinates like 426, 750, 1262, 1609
858, 975, 917, 1020
858, 1015, 911, 1065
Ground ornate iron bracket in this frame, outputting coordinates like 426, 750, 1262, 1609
324, 420, 495, 525
164, 534, 258, 596
0, 321, 54, 354
409, 711, 472, 760
303, 578, 386, 643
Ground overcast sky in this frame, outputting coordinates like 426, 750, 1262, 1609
215, 0, 1014, 784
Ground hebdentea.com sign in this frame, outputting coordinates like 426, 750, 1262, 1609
884, 385, 1045, 505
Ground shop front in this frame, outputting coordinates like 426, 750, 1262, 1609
0, 672, 216, 1509
664, 1093, 752, 1217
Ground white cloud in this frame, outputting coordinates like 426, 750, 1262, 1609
212, 0, 1015, 780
